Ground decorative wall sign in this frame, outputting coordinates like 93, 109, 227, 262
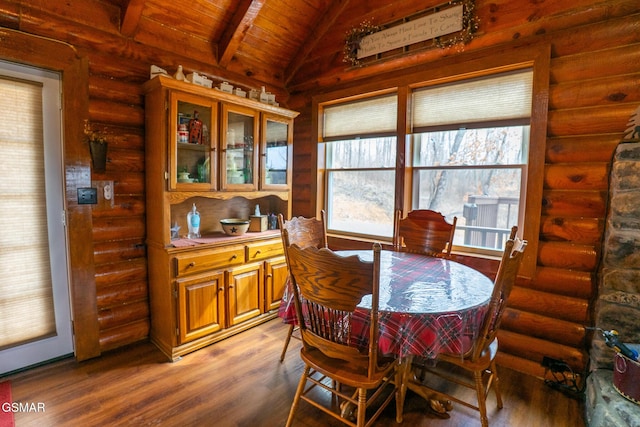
343, 0, 478, 66
358, 5, 463, 59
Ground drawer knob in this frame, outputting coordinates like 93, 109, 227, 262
188, 262, 196, 268
230, 254, 237, 260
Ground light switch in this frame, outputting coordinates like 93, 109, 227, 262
78, 187, 98, 205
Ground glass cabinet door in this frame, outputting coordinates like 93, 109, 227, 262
221, 104, 259, 190
261, 114, 292, 189
169, 91, 217, 191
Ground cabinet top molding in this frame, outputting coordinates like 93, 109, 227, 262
143, 75, 299, 119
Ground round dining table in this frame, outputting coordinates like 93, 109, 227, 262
278, 249, 495, 422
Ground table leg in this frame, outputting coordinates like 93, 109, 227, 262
395, 355, 453, 421
395, 355, 413, 423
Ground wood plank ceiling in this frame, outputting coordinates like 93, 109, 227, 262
108, 0, 345, 89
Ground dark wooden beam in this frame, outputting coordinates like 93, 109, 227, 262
284, 0, 351, 86
218, 0, 265, 68
120, 0, 145, 37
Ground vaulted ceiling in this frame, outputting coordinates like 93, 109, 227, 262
101, 0, 452, 94
106, 0, 347, 90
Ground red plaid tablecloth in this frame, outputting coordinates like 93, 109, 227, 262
278, 250, 492, 361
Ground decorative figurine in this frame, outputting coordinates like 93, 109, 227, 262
189, 110, 203, 144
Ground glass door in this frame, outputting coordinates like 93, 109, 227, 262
221, 104, 259, 190
261, 114, 292, 190
0, 61, 73, 375
169, 91, 217, 191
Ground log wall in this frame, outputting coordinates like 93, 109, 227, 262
0, 0, 638, 377
287, 0, 640, 378
0, 0, 281, 356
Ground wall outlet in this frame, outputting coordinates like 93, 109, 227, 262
92, 180, 114, 209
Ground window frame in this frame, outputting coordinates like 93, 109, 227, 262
324, 136, 398, 240
313, 43, 550, 279
409, 122, 531, 257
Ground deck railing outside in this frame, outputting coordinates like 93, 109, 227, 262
459, 195, 519, 250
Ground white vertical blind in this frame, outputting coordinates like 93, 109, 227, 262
323, 94, 397, 138
0, 76, 56, 349
412, 69, 533, 129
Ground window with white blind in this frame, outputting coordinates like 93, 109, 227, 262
322, 94, 397, 238
318, 69, 536, 253
316, 45, 549, 279
0, 75, 57, 349
410, 69, 533, 254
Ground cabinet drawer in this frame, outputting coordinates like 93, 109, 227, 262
175, 246, 245, 277
245, 239, 284, 262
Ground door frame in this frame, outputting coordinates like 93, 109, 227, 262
0, 28, 101, 361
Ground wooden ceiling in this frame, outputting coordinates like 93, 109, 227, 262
104, 0, 344, 90
99, 0, 450, 93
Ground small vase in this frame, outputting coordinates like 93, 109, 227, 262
174, 65, 185, 81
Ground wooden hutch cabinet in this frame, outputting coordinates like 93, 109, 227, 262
143, 75, 298, 361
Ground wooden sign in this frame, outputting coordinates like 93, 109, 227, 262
357, 4, 463, 59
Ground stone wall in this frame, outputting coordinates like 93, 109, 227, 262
586, 107, 640, 426
592, 137, 640, 368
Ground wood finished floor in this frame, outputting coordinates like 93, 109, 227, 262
4, 319, 585, 426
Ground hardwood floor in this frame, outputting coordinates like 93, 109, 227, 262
4, 319, 585, 427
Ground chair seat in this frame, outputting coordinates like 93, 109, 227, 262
301, 347, 396, 389
438, 338, 498, 369
416, 232, 526, 427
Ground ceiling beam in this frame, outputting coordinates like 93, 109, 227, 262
218, 0, 265, 68
120, 0, 145, 37
284, 0, 351, 86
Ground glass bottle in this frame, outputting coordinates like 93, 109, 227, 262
187, 203, 201, 239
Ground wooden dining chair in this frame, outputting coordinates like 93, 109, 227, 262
393, 209, 457, 258
284, 242, 397, 427
417, 227, 526, 427
277, 211, 328, 362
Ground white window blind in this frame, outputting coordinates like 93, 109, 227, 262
412, 69, 533, 129
0, 76, 56, 349
323, 94, 397, 139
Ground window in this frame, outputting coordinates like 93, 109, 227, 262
320, 71, 532, 252
322, 94, 397, 239
315, 45, 549, 277
410, 69, 533, 254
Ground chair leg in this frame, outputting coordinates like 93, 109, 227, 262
474, 369, 489, 427
285, 365, 310, 427
356, 388, 367, 427
490, 360, 503, 409
280, 324, 296, 362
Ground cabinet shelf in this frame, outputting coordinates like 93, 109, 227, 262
178, 142, 209, 151
165, 190, 289, 205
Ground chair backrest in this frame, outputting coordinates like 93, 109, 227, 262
286, 243, 383, 376
278, 211, 328, 251
393, 209, 457, 257
471, 229, 527, 361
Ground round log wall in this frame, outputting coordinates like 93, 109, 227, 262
0, 0, 638, 372
288, 0, 640, 379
